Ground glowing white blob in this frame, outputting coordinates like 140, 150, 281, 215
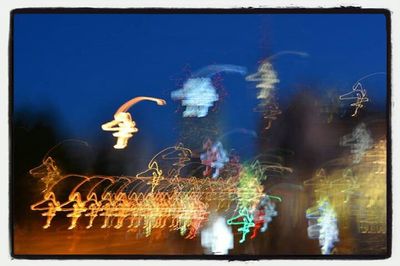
171, 64, 246, 118
340, 123, 373, 163
171, 78, 218, 118
201, 217, 234, 255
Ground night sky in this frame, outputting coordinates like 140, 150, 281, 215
13, 13, 387, 156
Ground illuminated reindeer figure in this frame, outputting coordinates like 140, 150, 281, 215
29, 157, 61, 193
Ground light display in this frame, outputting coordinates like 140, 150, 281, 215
304, 139, 387, 254
171, 78, 218, 117
247, 60, 281, 130
306, 199, 339, 255
28, 109, 386, 255
201, 216, 234, 255
12, 12, 389, 257
339, 82, 369, 117
226, 161, 283, 243
259, 197, 278, 233
339, 72, 386, 117
246, 60, 279, 106
246, 51, 307, 130
355, 140, 387, 235
200, 139, 229, 179
227, 207, 255, 243
249, 197, 278, 240
30, 143, 287, 245
102, 96, 166, 149
171, 64, 246, 118
340, 123, 373, 163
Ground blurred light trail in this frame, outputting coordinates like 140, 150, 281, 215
101, 96, 166, 149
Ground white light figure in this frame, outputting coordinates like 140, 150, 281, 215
200, 139, 229, 179
171, 78, 218, 118
306, 200, 339, 255
102, 96, 166, 149
201, 216, 234, 255
340, 123, 373, 163
171, 64, 246, 118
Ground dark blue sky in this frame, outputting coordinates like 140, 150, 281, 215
14, 13, 387, 154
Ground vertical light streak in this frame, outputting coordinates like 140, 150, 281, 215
306, 199, 339, 255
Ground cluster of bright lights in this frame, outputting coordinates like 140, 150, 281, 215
171, 64, 246, 118
32, 188, 210, 238
226, 161, 283, 243
306, 199, 339, 255
102, 96, 166, 149
246, 60, 279, 105
304, 169, 355, 254
249, 197, 278, 240
200, 139, 229, 179
201, 216, 234, 255
171, 78, 218, 118
227, 207, 255, 243
339, 82, 369, 117
246, 52, 307, 130
30, 143, 287, 244
27, 49, 388, 255
355, 140, 387, 234
30, 141, 288, 248
236, 161, 268, 209
304, 138, 387, 253
226, 196, 280, 243
340, 123, 373, 163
